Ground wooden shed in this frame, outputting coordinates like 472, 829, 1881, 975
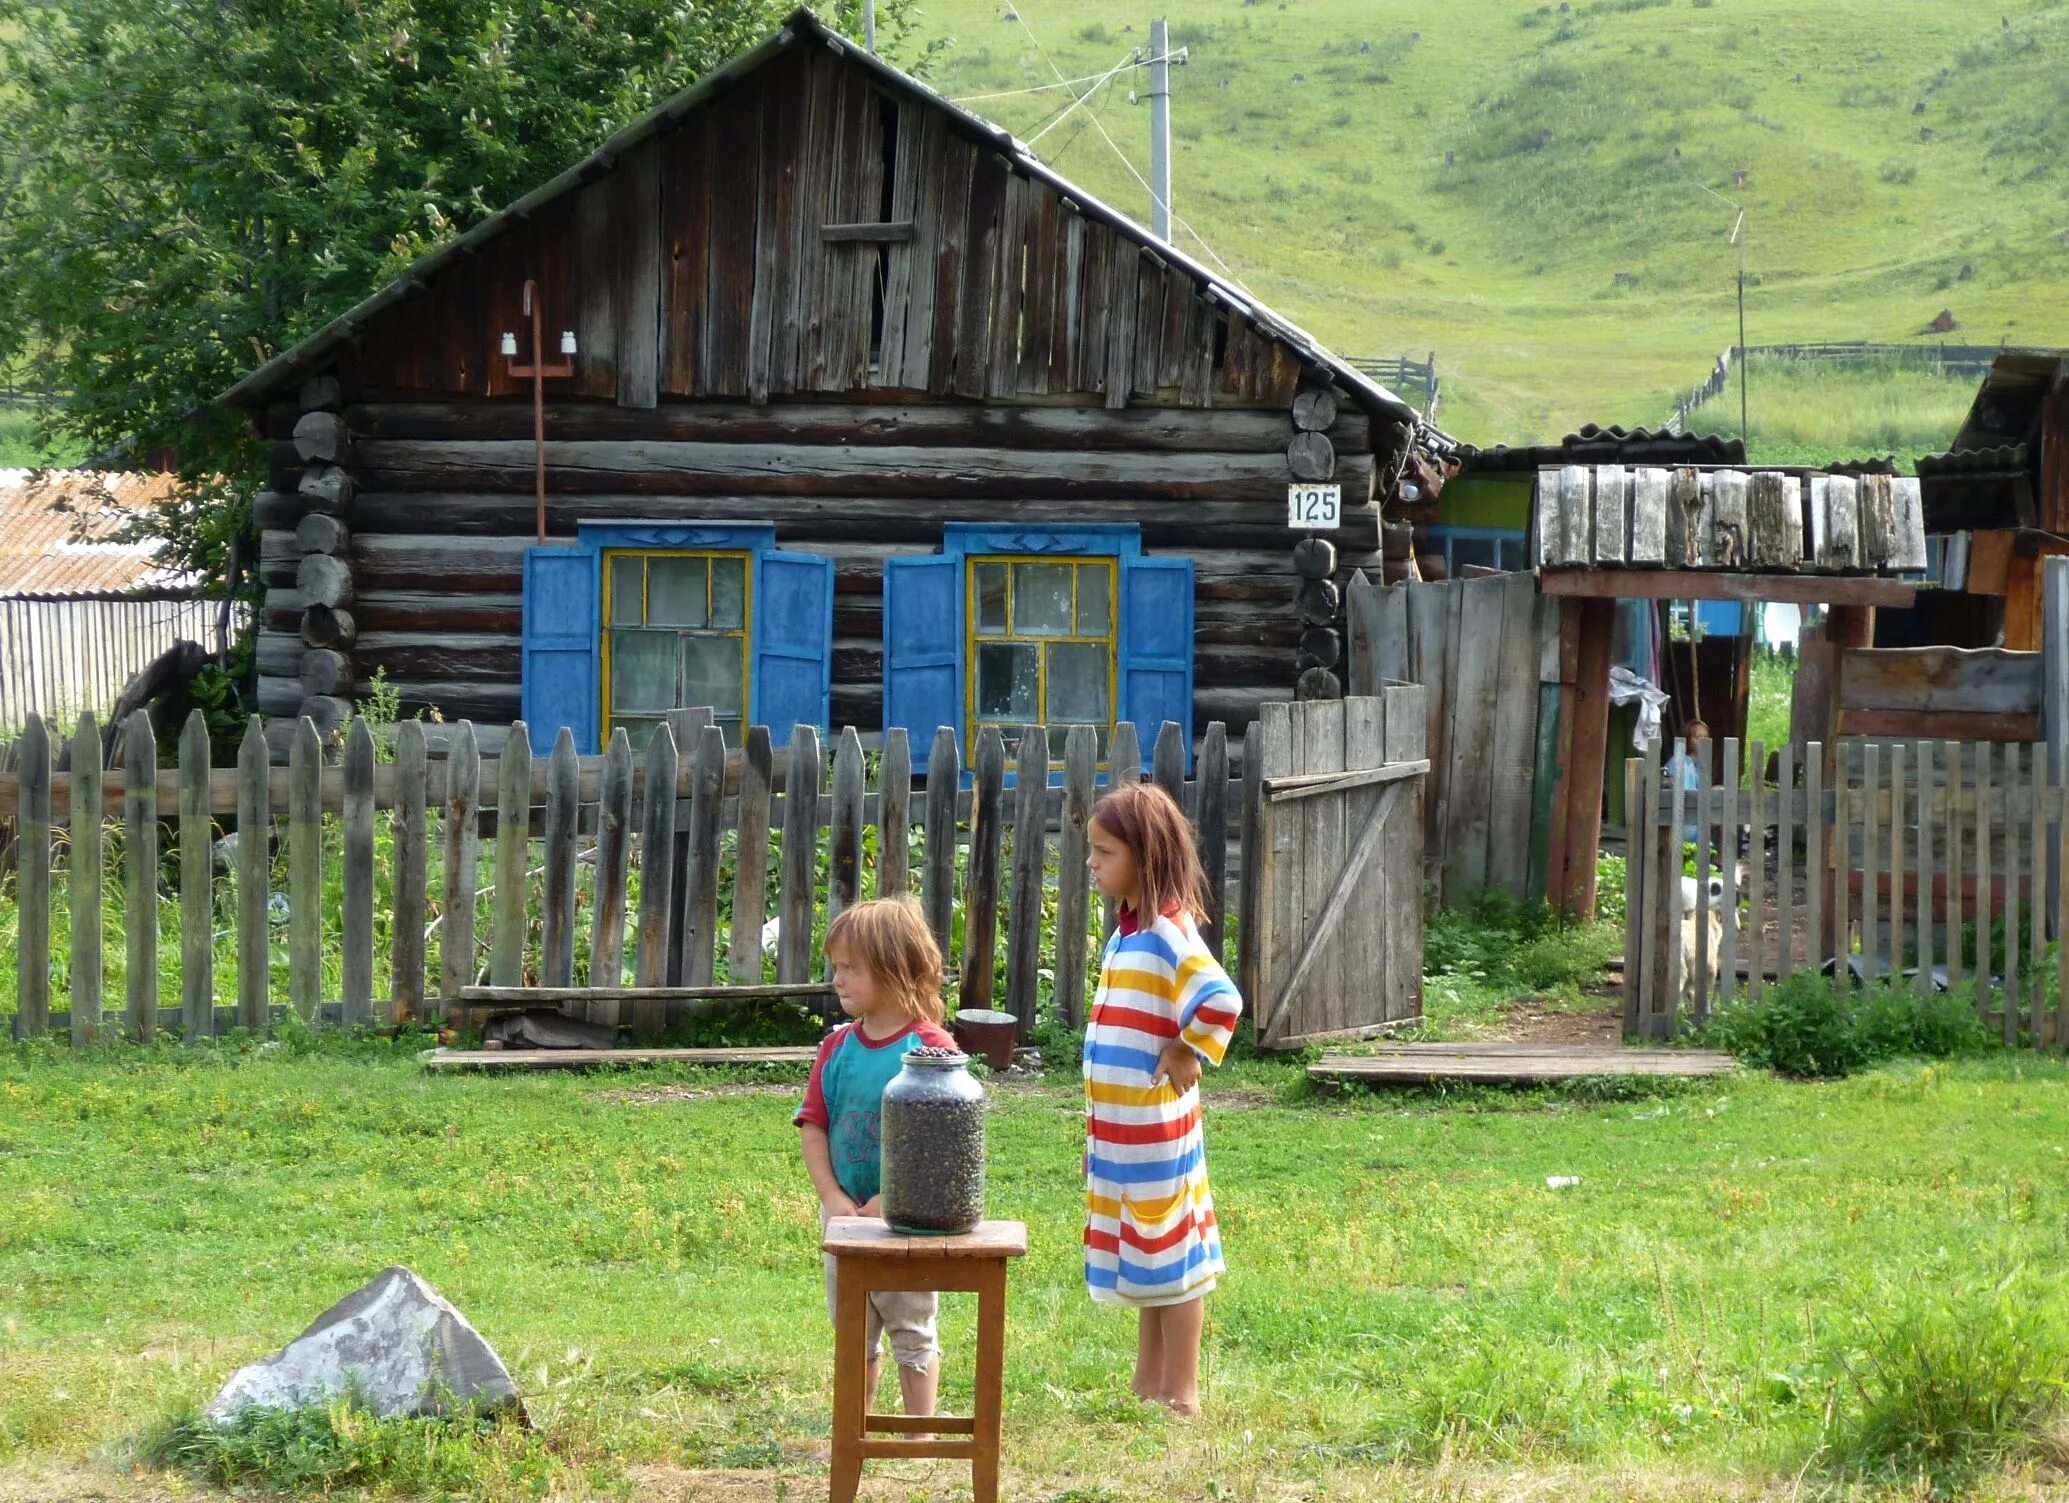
218, 7, 1433, 767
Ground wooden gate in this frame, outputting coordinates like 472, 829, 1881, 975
1250, 688, 1429, 1049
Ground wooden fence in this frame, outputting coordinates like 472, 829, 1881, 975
6, 708, 1268, 1047
0, 593, 241, 733
1625, 733, 2069, 1046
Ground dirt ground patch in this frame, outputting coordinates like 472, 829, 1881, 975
1492, 990, 1624, 1046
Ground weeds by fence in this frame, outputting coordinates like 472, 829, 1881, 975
2, 708, 1247, 1047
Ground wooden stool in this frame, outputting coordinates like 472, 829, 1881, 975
823, 1216, 1028, 1503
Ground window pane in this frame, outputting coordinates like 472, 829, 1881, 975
975, 641, 1038, 720
611, 631, 677, 713
974, 562, 1008, 634
609, 556, 644, 627
1011, 563, 1073, 636
648, 556, 708, 627
614, 717, 662, 752
1048, 641, 1109, 724
1451, 536, 1498, 572
710, 556, 746, 629
681, 634, 746, 719
1076, 564, 1111, 636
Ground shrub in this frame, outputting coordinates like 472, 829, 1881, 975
1697, 972, 1994, 1076
1824, 1276, 2069, 1492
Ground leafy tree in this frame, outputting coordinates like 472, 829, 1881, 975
0, 0, 936, 590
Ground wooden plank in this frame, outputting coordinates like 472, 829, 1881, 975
236, 718, 270, 1032
960, 727, 1005, 1013
1154, 720, 1187, 813
1833, 754, 1851, 987
1256, 703, 1295, 1046
1709, 471, 1749, 569
440, 721, 483, 1005
1978, 740, 1995, 1028
1837, 646, 2041, 716
1840, 709, 2041, 742
69, 713, 103, 1043
1592, 464, 1628, 564
614, 135, 662, 408
391, 722, 429, 1021
1406, 579, 1453, 894
490, 721, 532, 987
1631, 734, 1662, 1039
1487, 570, 1540, 899
1628, 467, 1669, 565
288, 717, 325, 1025
778, 724, 822, 987
1946, 739, 1964, 995
1198, 722, 1230, 961
1310, 1048, 1737, 1086
14, 717, 50, 1039
1747, 472, 1803, 569
1888, 742, 1907, 987
729, 726, 773, 983
2032, 739, 2047, 1040
1237, 722, 1264, 1018
1564, 596, 1617, 920
664, 707, 713, 983
123, 713, 157, 1041
2048, 555, 2069, 943
590, 730, 634, 992
1056, 724, 1096, 1031
923, 727, 959, 958
1298, 699, 1348, 1037
633, 725, 678, 1001
1914, 740, 1934, 998
877, 728, 911, 899
342, 717, 376, 1024
1815, 474, 1860, 571
1342, 697, 1385, 1032
1446, 577, 1499, 896
1662, 738, 1688, 1035
827, 725, 866, 930
1861, 743, 1880, 987
1006, 726, 1047, 1043
1776, 744, 1794, 981
681, 724, 727, 989
1107, 721, 1142, 943
1691, 741, 1713, 1022
2007, 744, 2023, 1031
424, 1045, 817, 1073
178, 711, 212, 1040
1805, 743, 1824, 980
541, 726, 580, 989
1539, 570, 1917, 607
2058, 774, 2069, 1046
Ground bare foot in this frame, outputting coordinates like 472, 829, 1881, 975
1130, 1379, 1160, 1402
1162, 1397, 1200, 1419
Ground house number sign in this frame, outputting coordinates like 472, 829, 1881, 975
1286, 483, 1342, 530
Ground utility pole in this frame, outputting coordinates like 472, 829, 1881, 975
1148, 19, 1172, 242
863, 0, 875, 53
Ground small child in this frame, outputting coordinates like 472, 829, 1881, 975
1081, 782, 1244, 1417
795, 897, 958, 1422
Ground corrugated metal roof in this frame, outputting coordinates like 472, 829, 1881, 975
211, 6, 1432, 437
0, 470, 194, 597
1916, 443, 2028, 477
1459, 424, 1744, 474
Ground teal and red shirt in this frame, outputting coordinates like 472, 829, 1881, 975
795, 1019, 956, 1203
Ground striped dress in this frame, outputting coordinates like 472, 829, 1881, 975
1083, 906, 1243, 1308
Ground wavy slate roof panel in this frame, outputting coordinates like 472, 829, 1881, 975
0, 470, 192, 597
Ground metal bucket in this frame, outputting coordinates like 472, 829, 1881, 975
949, 1009, 1018, 1071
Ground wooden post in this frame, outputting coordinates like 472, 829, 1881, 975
681, 724, 727, 988
440, 722, 483, 1008
1006, 726, 1048, 1043
961, 728, 1005, 1014
1915, 740, 1934, 997
289, 717, 325, 1024
878, 728, 912, 900
1556, 595, 1616, 918
923, 728, 960, 959
1888, 743, 1906, 989
827, 726, 866, 930
1237, 722, 1264, 1013
490, 721, 533, 988
778, 724, 821, 988
2046, 556, 2069, 935
634, 725, 678, 998
342, 717, 375, 1024
178, 710, 212, 1040
1056, 724, 1097, 1031
1198, 722, 1229, 960
541, 726, 580, 989
15, 715, 50, 1040
391, 721, 429, 1022
1805, 743, 1823, 983
236, 717, 270, 1032
1979, 742, 1997, 1029
1776, 744, 1795, 981
1861, 743, 1880, 987
123, 711, 157, 1041
729, 726, 774, 984
1946, 738, 1964, 995
590, 729, 634, 992
69, 712, 103, 1043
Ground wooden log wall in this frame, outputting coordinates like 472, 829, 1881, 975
253, 399, 1384, 747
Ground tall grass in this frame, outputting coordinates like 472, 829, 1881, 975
1676, 354, 1976, 469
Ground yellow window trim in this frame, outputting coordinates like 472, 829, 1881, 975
599, 548, 754, 744
963, 553, 1119, 762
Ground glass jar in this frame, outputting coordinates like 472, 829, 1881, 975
879, 1048, 988, 1235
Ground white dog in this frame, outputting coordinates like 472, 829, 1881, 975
1677, 869, 1741, 1003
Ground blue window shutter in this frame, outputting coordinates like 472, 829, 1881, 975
751, 548, 834, 735
522, 545, 599, 754
883, 554, 963, 774
1119, 553, 1195, 774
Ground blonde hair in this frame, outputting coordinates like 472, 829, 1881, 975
823, 897, 945, 1024
1090, 782, 1211, 923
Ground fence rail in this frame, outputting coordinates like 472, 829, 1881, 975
1625, 733, 2069, 1047
1348, 352, 1440, 419
5, 708, 1255, 1048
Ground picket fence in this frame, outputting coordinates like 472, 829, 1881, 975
4, 708, 1250, 1046
1625, 733, 2069, 1046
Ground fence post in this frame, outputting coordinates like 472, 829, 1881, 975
778, 724, 821, 988
923, 727, 959, 960
178, 710, 212, 1040
490, 722, 533, 989
590, 728, 634, 992
69, 712, 103, 1044
1056, 724, 1097, 1031
1805, 743, 1824, 985
541, 726, 580, 989
342, 717, 376, 1025
236, 717, 270, 1032
15, 714, 50, 1040
1198, 722, 1229, 961
289, 717, 325, 1024
123, 711, 157, 1041
680, 724, 727, 989
391, 721, 429, 1021
633, 725, 678, 1001
878, 728, 911, 900
729, 726, 773, 984
440, 722, 482, 1009
1237, 722, 1263, 1014
827, 726, 866, 933
1006, 726, 1048, 1043
960, 727, 1005, 1014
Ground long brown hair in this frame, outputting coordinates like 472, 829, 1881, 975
1090, 782, 1210, 922
824, 896, 946, 1024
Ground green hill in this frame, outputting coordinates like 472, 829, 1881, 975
913, 0, 2069, 451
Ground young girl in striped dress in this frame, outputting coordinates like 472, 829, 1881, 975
1081, 782, 1243, 1416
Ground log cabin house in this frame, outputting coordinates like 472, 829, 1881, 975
218, 7, 1440, 768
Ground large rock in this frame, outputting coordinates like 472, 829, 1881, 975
206, 1267, 520, 1423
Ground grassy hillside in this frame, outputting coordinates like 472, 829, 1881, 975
913, 0, 2069, 450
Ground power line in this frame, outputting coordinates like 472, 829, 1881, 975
1024, 51, 1141, 147
950, 62, 1147, 104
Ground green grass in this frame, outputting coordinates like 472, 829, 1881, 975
6, 1037, 2069, 1499
915, 0, 2069, 449
1688, 354, 1984, 470
0, 402, 85, 468
1416, 889, 1623, 1035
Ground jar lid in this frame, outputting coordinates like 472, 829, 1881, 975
902, 1046, 970, 1070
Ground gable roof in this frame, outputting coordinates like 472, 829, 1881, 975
218, 7, 1424, 431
